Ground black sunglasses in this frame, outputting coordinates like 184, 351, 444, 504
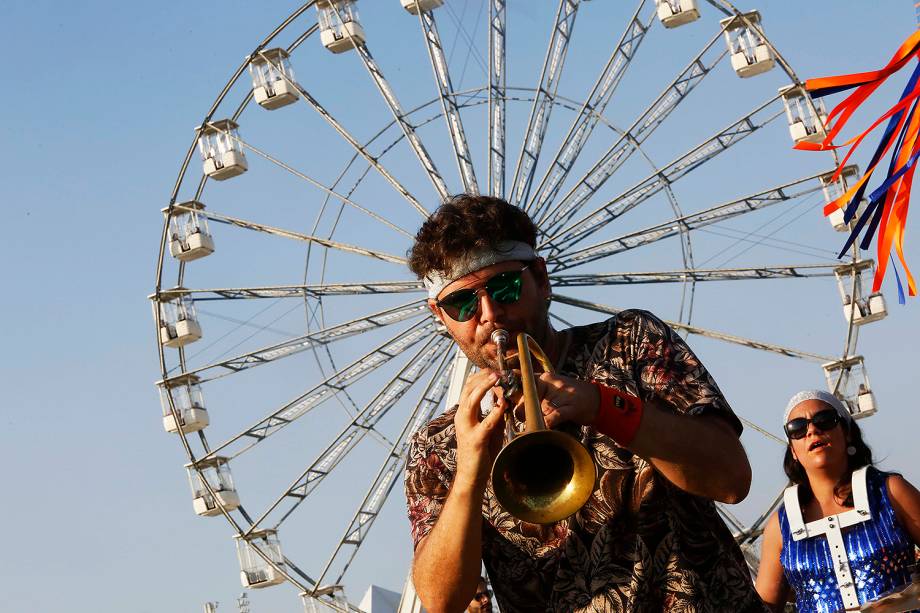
784, 408, 841, 440
436, 263, 530, 322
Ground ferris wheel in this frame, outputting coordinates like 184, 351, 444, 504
152, 1, 890, 610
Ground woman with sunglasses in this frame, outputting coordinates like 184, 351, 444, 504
755, 390, 920, 612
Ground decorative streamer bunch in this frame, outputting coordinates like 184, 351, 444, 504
795, 28, 920, 303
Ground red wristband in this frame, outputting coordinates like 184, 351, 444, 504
591, 382, 644, 447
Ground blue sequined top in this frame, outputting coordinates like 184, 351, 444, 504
779, 467, 916, 613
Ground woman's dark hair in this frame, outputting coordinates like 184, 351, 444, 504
783, 415, 873, 506
408, 194, 538, 279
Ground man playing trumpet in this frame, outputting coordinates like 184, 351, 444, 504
404, 195, 764, 612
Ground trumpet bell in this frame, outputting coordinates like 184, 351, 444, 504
491, 429, 596, 525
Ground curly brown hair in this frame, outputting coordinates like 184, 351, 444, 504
408, 194, 538, 279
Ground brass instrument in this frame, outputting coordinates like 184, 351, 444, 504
489, 329, 596, 524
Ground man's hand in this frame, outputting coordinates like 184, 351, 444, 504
533, 372, 600, 428
454, 370, 506, 490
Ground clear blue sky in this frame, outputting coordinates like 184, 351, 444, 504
1, 2, 918, 612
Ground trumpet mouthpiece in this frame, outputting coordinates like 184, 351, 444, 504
491, 329, 510, 347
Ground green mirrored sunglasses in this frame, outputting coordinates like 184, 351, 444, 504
436, 263, 530, 322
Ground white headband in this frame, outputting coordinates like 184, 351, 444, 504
783, 389, 853, 425
422, 240, 538, 299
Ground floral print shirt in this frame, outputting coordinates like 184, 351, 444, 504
405, 310, 766, 612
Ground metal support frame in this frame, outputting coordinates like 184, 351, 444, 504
509, 0, 581, 206
528, 0, 656, 221
488, 0, 506, 197
416, 9, 480, 194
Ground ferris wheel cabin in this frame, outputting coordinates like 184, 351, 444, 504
655, 0, 700, 28
820, 165, 865, 232
720, 11, 774, 78
159, 373, 209, 434
155, 287, 202, 348
835, 259, 888, 325
401, 0, 444, 14
198, 119, 248, 181
166, 201, 215, 262
249, 48, 299, 110
187, 456, 241, 517
316, 0, 366, 53
780, 84, 828, 145
235, 529, 287, 588
823, 356, 877, 419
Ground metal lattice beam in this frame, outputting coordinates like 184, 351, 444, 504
201, 319, 438, 460
245, 336, 449, 534
509, 0, 581, 206
177, 282, 424, 300
534, 28, 728, 230
187, 205, 406, 265
488, 0, 507, 197
553, 294, 834, 362
551, 170, 831, 270
257, 50, 429, 217
314, 353, 454, 591
417, 9, 479, 194
330, 0, 449, 200
527, 0, 656, 221
165, 301, 427, 384
551, 264, 838, 286
542, 96, 785, 258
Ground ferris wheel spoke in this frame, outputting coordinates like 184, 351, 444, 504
328, 2, 449, 201
312, 352, 454, 592
244, 336, 450, 534
176, 281, 424, 300
551, 264, 838, 286
196, 129, 415, 236
488, 0, 506, 197
535, 30, 733, 230
541, 95, 784, 255
199, 319, 437, 461
168, 301, 428, 384
552, 294, 834, 362
509, 0, 581, 207
549, 171, 830, 270
254, 53, 429, 219
736, 488, 785, 545
527, 0, 657, 221
187, 206, 406, 265
416, 9, 480, 194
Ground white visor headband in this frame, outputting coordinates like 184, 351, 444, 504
783, 389, 853, 426
423, 240, 538, 299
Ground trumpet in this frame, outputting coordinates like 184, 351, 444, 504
489, 330, 596, 524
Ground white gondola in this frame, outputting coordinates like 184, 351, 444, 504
156, 288, 202, 348
166, 201, 215, 262
316, 0, 366, 53
249, 48, 299, 110
236, 529, 287, 588
198, 119, 248, 180
159, 373, 209, 434
720, 11, 774, 78
187, 456, 240, 516
820, 165, 863, 232
400, 0, 444, 14
780, 84, 828, 145
302, 586, 349, 613
822, 355, 877, 419
656, 0, 700, 28
835, 259, 888, 325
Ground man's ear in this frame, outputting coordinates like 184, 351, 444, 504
428, 300, 445, 324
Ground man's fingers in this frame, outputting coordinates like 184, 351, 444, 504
481, 400, 506, 431
456, 371, 499, 430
